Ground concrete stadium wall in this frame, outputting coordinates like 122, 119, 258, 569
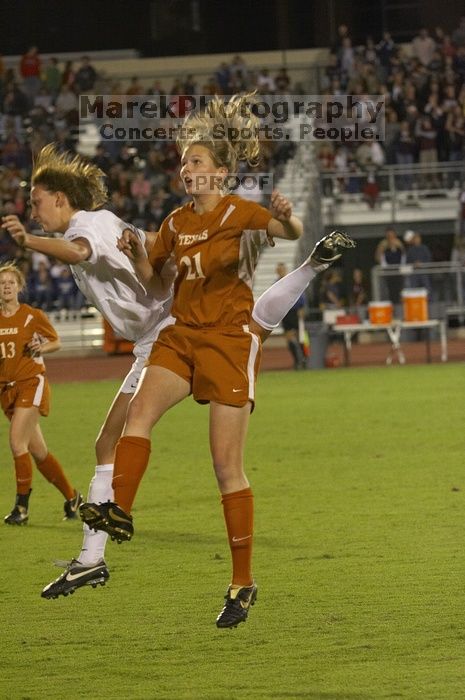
92, 48, 330, 91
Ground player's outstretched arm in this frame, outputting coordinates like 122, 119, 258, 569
1, 215, 91, 264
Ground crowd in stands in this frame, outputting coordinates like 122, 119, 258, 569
312, 19, 465, 314
1, 23, 465, 316
317, 19, 465, 202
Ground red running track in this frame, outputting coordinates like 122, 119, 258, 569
45, 338, 465, 384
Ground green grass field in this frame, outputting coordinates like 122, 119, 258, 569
1, 364, 465, 700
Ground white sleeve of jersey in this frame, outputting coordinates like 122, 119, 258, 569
65, 212, 147, 267
64, 224, 99, 264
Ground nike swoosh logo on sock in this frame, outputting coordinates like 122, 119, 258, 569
232, 535, 252, 542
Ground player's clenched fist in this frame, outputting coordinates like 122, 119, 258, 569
270, 190, 292, 222
117, 228, 145, 261
1, 215, 28, 247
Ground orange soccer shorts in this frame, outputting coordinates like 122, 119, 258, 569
147, 324, 262, 408
0, 374, 51, 420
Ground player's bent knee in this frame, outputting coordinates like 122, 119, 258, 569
127, 393, 145, 420
213, 462, 247, 493
30, 448, 48, 464
10, 443, 29, 458
125, 394, 157, 432
95, 430, 118, 457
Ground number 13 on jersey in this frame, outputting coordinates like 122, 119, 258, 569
0, 341, 15, 358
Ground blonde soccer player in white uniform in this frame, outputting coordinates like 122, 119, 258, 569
2, 145, 174, 597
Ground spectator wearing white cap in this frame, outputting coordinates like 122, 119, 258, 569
403, 229, 415, 245
404, 230, 432, 291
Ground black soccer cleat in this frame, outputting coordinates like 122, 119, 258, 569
216, 583, 258, 629
4, 504, 28, 526
63, 490, 84, 521
307, 230, 356, 270
41, 558, 110, 599
4, 490, 31, 525
79, 501, 134, 543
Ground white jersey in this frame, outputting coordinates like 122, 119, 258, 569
64, 210, 172, 343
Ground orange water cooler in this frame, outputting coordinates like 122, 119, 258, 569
368, 301, 393, 324
401, 288, 428, 321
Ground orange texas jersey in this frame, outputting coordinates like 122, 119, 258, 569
0, 304, 58, 383
148, 195, 272, 328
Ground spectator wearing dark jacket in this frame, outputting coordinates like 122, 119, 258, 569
74, 56, 97, 93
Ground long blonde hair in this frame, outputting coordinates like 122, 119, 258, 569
176, 93, 261, 173
32, 144, 108, 210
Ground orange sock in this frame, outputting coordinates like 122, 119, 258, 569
14, 453, 33, 495
222, 487, 254, 587
112, 436, 151, 513
36, 452, 75, 500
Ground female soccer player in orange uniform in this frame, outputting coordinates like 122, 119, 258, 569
0, 263, 82, 525
80, 94, 306, 628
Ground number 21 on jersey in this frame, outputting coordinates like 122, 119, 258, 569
180, 252, 205, 280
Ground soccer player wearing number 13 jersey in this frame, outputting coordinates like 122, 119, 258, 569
0, 264, 82, 525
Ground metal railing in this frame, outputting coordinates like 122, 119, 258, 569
371, 262, 465, 311
320, 161, 464, 217
321, 160, 465, 190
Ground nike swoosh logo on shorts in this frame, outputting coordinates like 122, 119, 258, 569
232, 535, 252, 542
65, 565, 103, 582
232, 389, 243, 393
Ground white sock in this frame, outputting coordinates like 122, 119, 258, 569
252, 263, 317, 331
77, 464, 113, 567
